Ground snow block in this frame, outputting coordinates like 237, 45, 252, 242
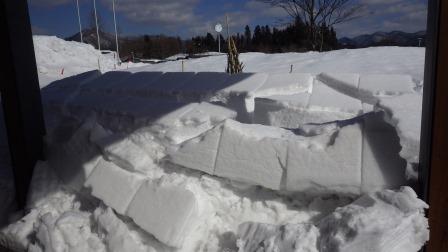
316, 73, 360, 99
359, 74, 414, 97
253, 93, 311, 128
361, 114, 407, 192
150, 102, 236, 145
214, 120, 288, 190
89, 120, 155, 173
84, 158, 144, 215
213, 73, 268, 122
319, 187, 429, 252
93, 134, 155, 173
178, 72, 231, 101
377, 94, 422, 179
318, 73, 415, 105
286, 124, 362, 194
126, 180, 199, 248
237, 222, 319, 252
308, 80, 362, 116
255, 73, 312, 97
168, 123, 224, 174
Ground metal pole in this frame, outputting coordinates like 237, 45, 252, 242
76, 0, 83, 43
217, 33, 221, 53
112, 0, 120, 64
93, 0, 101, 51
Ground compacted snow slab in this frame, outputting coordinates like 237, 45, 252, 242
213, 73, 269, 122
253, 93, 311, 128
170, 119, 372, 194
254, 73, 313, 97
359, 74, 415, 97
90, 124, 155, 173
253, 80, 363, 127
377, 94, 422, 179
286, 123, 363, 194
237, 222, 319, 252
318, 72, 415, 105
361, 113, 408, 192
84, 158, 145, 215
168, 123, 224, 174
309, 80, 363, 116
150, 102, 236, 145
177, 72, 232, 101
319, 186, 429, 252
214, 120, 288, 190
126, 180, 199, 248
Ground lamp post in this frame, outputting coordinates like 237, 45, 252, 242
215, 23, 222, 53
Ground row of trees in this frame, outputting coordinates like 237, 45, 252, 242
188, 18, 338, 54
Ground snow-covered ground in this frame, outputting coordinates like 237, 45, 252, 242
0, 36, 428, 252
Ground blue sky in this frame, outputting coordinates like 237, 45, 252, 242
28, 0, 428, 39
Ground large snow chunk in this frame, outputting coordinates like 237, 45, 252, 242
317, 73, 360, 100
253, 80, 363, 127
318, 73, 415, 105
319, 186, 429, 252
378, 94, 422, 179
213, 73, 268, 122
214, 120, 288, 190
126, 180, 199, 248
255, 73, 312, 97
361, 113, 407, 192
84, 159, 144, 215
150, 102, 236, 145
286, 124, 362, 194
91, 125, 155, 173
253, 93, 311, 128
48, 120, 102, 191
168, 123, 224, 174
237, 222, 319, 252
359, 74, 414, 97
308, 80, 362, 116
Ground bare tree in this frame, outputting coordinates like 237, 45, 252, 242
260, 0, 363, 50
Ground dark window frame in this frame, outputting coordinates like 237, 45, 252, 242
0, 0, 447, 250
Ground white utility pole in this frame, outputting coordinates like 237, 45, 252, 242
215, 23, 223, 53
76, 0, 83, 43
93, 0, 101, 51
112, 0, 120, 64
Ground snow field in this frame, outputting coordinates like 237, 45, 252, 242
3, 37, 427, 251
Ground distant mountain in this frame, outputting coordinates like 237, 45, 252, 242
66, 29, 118, 51
339, 30, 426, 48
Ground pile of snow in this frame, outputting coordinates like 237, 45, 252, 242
0, 41, 428, 251
33, 36, 146, 88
